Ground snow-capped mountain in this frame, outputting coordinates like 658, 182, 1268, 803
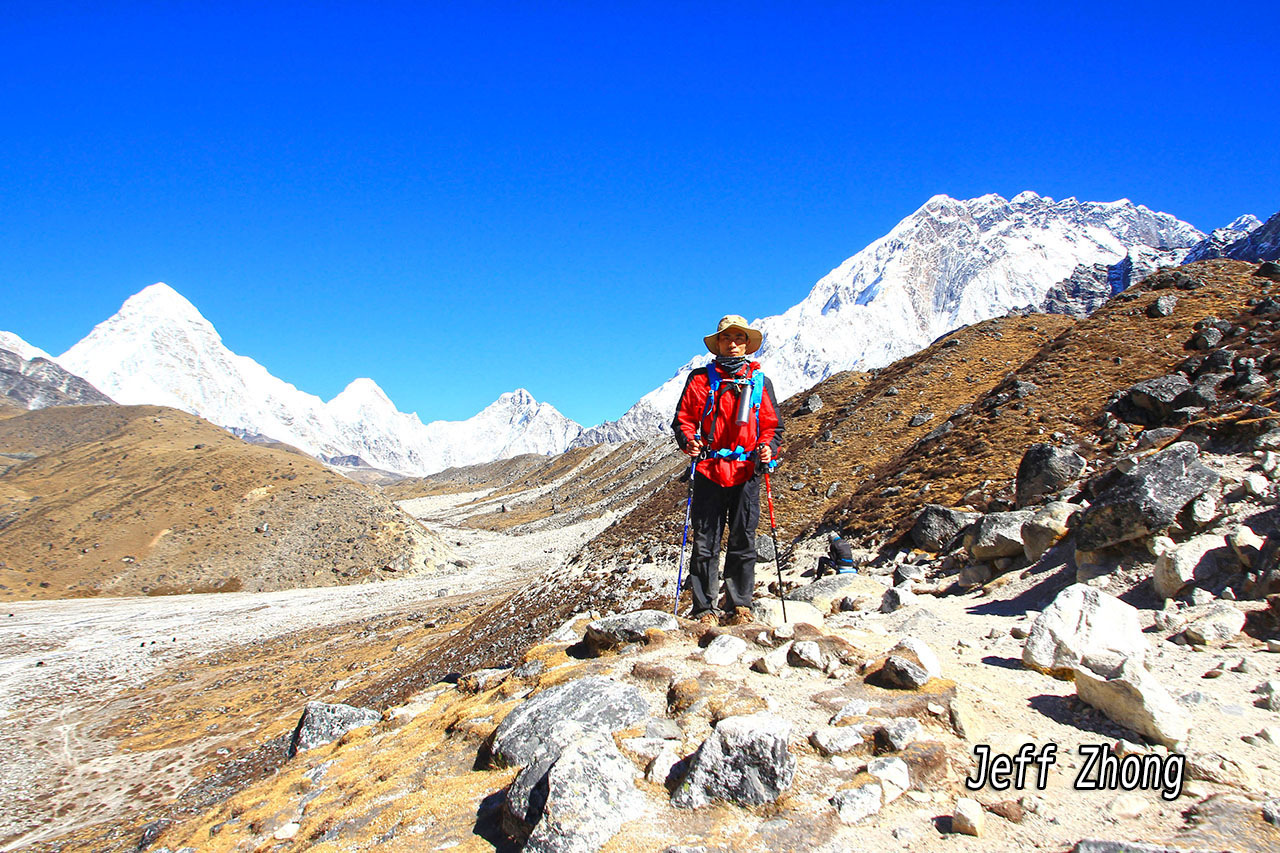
0, 331, 54, 363
577, 191, 1204, 445
1183, 214, 1263, 264
58, 284, 582, 476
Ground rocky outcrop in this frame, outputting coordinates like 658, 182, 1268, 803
489, 677, 649, 769
671, 713, 796, 809
288, 702, 382, 757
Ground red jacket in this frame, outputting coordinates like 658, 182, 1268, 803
672, 361, 784, 487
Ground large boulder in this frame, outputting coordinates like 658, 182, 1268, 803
1152, 534, 1229, 600
1074, 659, 1190, 749
505, 721, 640, 853
1022, 584, 1147, 677
672, 713, 796, 808
490, 677, 649, 769
1183, 603, 1247, 646
584, 610, 678, 655
288, 702, 381, 757
751, 598, 823, 627
787, 574, 885, 613
1022, 501, 1082, 562
966, 510, 1035, 560
1076, 442, 1220, 550
1109, 375, 1192, 426
1016, 444, 1086, 507
909, 505, 978, 552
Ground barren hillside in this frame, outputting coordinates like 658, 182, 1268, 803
0, 405, 455, 600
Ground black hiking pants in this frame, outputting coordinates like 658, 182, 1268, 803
688, 472, 760, 616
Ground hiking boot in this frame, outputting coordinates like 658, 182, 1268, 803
694, 610, 719, 626
722, 606, 753, 626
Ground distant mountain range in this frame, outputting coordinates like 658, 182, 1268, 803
3, 192, 1271, 476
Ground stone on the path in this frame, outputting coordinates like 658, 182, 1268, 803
751, 641, 793, 676
1076, 442, 1220, 550
672, 713, 796, 808
585, 610, 677, 655
953, 797, 985, 836
829, 698, 872, 724
1016, 444, 1087, 507
490, 676, 649, 768
880, 584, 917, 613
1074, 658, 1189, 749
1183, 603, 1246, 646
909, 505, 978, 553
289, 701, 382, 757
1022, 501, 1082, 562
788, 640, 826, 670
702, 634, 748, 666
787, 574, 884, 614
877, 655, 932, 689
751, 599, 823, 628
867, 756, 910, 803
877, 717, 924, 752
1228, 525, 1265, 568
810, 724, 879, 757
966, 510, 1035, 560
831, 782, 883, 825
1152, 534, 1228, 600
1022, 584, 1147, 677
1184, 750, 1257, 788
888, 637, 941, 680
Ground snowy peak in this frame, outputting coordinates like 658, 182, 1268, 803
583, 192, 1204, 446
0, 331, 53, 363
328, 378, 398, 418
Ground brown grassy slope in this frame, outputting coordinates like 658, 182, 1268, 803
577, 316, 1075, 567
384, 451, 566, 498
822, 258, 1277, 543
0, 405, 453, 601
576, 259, 1274, 564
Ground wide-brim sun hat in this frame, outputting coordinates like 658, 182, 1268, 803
704, 314, 763, 355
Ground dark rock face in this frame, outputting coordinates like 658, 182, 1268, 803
503, 721, 638, 851
1221, 210, 1280, 262
1109, 375, 1191, 426
1016, 443, 1086, 507
490, 677, 649, 769
288, 701, 382, 757
1077, 442, 1220, 550
671, 714, 796, 808
909, 505, 978, 552
1040, 263, 1111, 317
0, 349, 114, 410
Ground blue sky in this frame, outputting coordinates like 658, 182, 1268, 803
2, 1, 1276, 427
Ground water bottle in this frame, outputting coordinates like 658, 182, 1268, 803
735, 380, 753, 425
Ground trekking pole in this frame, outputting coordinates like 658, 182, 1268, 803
673, 453, 699, 616
763, 467, 788, 623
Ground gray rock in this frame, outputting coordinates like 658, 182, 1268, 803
1110, 375, 1191, 425
867, 755, 910, 802
1077, 442, 1220, 550
1022, 501, 1082, 562
878, 717, 923, 751
703, 634, 748, 666
1152, 534, 1228, 600
672, 713, 796, 808
953, 796, 984, 836
909, 505, 978, 552
1074, 659, 1189, 749
966, 510, 1035, 559
289, 702, 381, 757
832, 782, 883, 824
585, 610, 677, 654
788, 640, 826, 670
1016, 444, 1086, 508
1073, 840, 1199, 852
490, 677, 649, 768
909, 412, 934, 427
1183, 603, 1246, 646
878, 655, 932, 689
798, 394, 823, 415
888, 637, 941, 680
1022, 584, 1147, 676
1147, 294, 1177, 318
506, 721, 641, 853
880, 584, 918, 613
1136, 427, 1182, 451
787, 573, 882, 613
810, 723, 879, 756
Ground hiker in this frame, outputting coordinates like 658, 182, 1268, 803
672, 314, 784, 626
815, 530, 855, 577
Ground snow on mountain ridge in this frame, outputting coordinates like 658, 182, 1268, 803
576, 191, 1203, 446
0, 331, 54, 363
58, 284, 583, 476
